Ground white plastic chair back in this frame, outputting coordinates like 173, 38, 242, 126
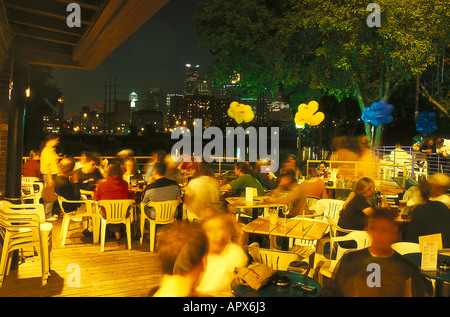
21, 180, 43, 204
147, 200, 180, 224
0, 201, 46, 224
306, 196, 320, 209
183, 204, 200, 222
391, 242, 420, 255
246, 243, 302, 271
333, 230, 371, 260
97, 199, 135, 223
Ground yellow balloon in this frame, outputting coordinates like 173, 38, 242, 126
309, 112, 325, 126
294, 100, 325, 126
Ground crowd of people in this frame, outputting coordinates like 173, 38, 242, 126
19, 133, 450, 297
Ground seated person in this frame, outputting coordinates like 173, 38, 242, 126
220, 162, 265, 197
264, 168, 310, 217
94, 162, 134, 240
333, 208, 426, 297
316, 161, 329, 178
55, 158, 83, 212
74, 152, 87, 170
75, 153, 104, 197
428, 173, 450, 208
123, 158, 143, 187
141, 162, 181, 219
300, 168, 328, 199
254, 159, 277, 191
281, 154, 302, 180
144, 150, 165, 183
184, 162, 221, 219
177, 153, 198, 178
388, 144, 412, 166
405, 179, 450, 248
22, 149, 42, 179
152, 222, 208, 297
338, 177, 377, 231
195, 209, 248, 296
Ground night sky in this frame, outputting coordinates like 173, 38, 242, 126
51, 0, 215, 119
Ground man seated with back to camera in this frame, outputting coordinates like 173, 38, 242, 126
405, 178, 450, 248
141, 161, 182, 220
333, 208, 428, 297
54, 157, 86, 217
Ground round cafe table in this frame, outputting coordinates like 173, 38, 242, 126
230, 270, 322, 297
403, 252, 450, 297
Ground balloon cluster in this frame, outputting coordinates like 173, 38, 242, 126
361, 99, 394, 127
416, 111, 437, 134
227, 101, 255, 124
294, 100, 325, 127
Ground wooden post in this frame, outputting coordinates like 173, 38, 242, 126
4, 60, 29, 203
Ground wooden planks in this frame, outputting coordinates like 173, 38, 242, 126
0, 217, 164, 297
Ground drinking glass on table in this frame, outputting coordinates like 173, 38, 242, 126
280, 203, 291, 230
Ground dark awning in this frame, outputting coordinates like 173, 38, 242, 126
4, 0, 169, 69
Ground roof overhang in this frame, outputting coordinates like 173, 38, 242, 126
4, 0, 169, 70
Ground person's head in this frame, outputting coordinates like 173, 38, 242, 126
395, 144, 402, 149
366, 208, 399, 255
412, 143, 420, 151
201, 209, 238, 254
436, 138, 444, 148
234, 162, 251, 176
156, 222, 207, 278
82, 154, 98, 174
278, 168, 297, 186
425, 138, 434, 146
107, 162, 123, 178
318, 161, 327, 172
59, 157, 75, 175
124, 158, 137, 174
358, 135, 370, 150
193, 162, 215, 178
41, 133, 59, 150
428, 173, 450, 197
287, 154, 297, 165
29, 149, 39, 160
354, 177, 376, 197
152, 161, 167, 178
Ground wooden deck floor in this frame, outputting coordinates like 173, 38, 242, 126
0, 217, 164, 297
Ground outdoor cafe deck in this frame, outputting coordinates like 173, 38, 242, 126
0, 217, 163, 297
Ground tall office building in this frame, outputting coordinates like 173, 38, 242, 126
184, 64, 211, 95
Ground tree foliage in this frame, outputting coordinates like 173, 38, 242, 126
195, 0, 449, 144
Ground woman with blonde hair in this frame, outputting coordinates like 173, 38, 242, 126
338, 177, 377, 231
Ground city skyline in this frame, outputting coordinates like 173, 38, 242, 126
51, 0, 215, 120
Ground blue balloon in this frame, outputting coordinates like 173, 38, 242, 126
416, 111, 437, 134
361, 99, 394, 127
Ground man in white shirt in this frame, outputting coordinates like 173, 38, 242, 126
436, 138, 450, 174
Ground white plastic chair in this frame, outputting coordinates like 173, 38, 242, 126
314, 199, 345, 221
97, 199, 135, 252
182, 204, 200, 222
140, 200, 180, 252
391, 242, 420, 255
312, 229, 371, 285
0, 207, 52, 286
246, 242, 304, 271
21, 177, 43, 205
57, 195, 96, 246
0, 201, 52, 264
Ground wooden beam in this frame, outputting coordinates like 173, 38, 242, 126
73, 0, 170, 70
6, 10, 86, 36
4, 0, 97, 24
